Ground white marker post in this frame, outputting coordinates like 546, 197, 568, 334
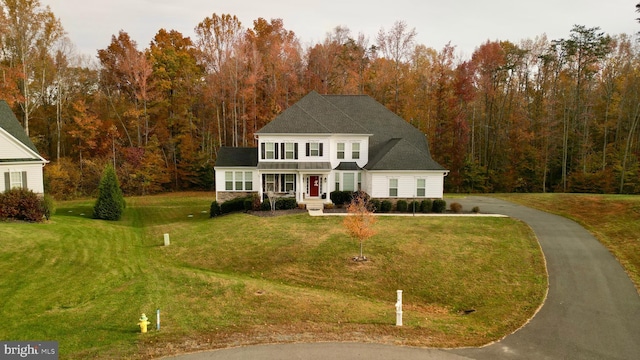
395, 290, 403, 326
156, 309, 160, 330
163, 233, 170, 246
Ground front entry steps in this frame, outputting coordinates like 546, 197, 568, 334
305, 200, 324, 216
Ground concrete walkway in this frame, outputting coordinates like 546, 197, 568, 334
164, 196, 640, 360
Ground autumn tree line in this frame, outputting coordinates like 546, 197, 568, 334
1, 0, 640, 199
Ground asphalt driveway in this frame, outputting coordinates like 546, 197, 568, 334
165, 196, 640, 360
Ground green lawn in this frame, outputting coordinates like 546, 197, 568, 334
0, 192, 546, 359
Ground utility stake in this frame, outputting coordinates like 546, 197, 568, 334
395, 290, 403, 326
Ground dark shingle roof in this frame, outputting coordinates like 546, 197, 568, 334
0, 100, 41, 156
215, 147, 258, 167
256, 91, 370, 134
258, 91, 445, 171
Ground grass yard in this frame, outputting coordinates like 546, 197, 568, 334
0, 192, 546, 359
496, 193, 640, 292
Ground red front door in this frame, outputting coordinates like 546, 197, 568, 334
310, 176, 320, 197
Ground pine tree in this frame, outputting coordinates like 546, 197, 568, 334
93, 164, 126, 220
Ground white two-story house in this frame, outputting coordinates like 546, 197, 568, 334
214, 91, 448, 205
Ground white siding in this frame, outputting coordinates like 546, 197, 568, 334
0, 163, 45, 194
214, 167, 258, 199
0, 131, 38, 160
368, 171, 446, 199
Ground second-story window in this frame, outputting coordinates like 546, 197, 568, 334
337, 143, 345, 159
306, 142, 323, 157
285, 143, 296, 159
265, 142, 275, 159
352, 143, 360, 159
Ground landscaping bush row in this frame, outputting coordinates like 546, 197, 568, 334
210, 196, 298, 217
368, 198, 447, 213
0, 188, 54, 222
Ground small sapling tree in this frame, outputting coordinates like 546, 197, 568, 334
343, 191, 377, 261
93, 164, 126, 220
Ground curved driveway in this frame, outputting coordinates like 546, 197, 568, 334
166, 197, 640, 360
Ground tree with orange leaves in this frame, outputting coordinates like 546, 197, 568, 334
343, 192, 377, 261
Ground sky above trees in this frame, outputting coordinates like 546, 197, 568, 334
42, 0, 637, 59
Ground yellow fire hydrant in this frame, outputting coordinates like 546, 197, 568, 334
138, 313, 150, 333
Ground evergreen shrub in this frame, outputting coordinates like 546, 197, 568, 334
432, 199, 447, 213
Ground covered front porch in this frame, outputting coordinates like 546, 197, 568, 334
257, 162, 332, 204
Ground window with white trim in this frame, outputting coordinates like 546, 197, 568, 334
225, 171, 233, 190
352, 143, 360, 159
343, 172, 355, 192
335, 173, 340, 191
265, 174, 276, 192
10, 171, 23, 189
357, 172, 362, 190
337, 142, 345, 159
224, 171, 253, 191
309, 142, 320, 156
265, 142, 275, 159
416, 178, 426, 197
285, 143, 295, 159
285, 174, 295, 192
389, 178, 398, 197
235, 171, 244, 190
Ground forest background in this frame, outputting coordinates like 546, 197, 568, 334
2, 0, 640, 200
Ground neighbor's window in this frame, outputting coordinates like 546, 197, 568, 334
265, 142, 275, 159
389, 178, 398, 197
245, 172, 253, 191
10, 171, 23, 189
335, 173, 340, 191
337, 142, 345, 159
417, 178, 426, 197
225, 171, 233, 191
352, 143, 360, 159
343, 172, 355, 192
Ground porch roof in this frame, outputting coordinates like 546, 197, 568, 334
258, 162, 332, 171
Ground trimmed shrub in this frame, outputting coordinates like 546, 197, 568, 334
396, 200, 408, 212
420, 199, 432, 213
408, 201, 420, 213
380, 200, 392, 213
369, 199, 381, 213
220, 197, 247, 214
0, 188, 45, 222
330, 191, 353, 206
243, 198, 253, 212
472, 206, 480, 214
432, 199, 447, 213
276, 197, 297, 210
93, 164, 126, 221
450, 202, 463, 213
209, 201, 221, 217
260, 201, 272, 211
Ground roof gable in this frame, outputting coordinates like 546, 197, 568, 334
0, 100, 46, 163
256, 91, 370, 134
366, 138, 445, 171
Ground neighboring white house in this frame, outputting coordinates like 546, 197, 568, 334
214, 91, 448, 204
0, 100, 48, 194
